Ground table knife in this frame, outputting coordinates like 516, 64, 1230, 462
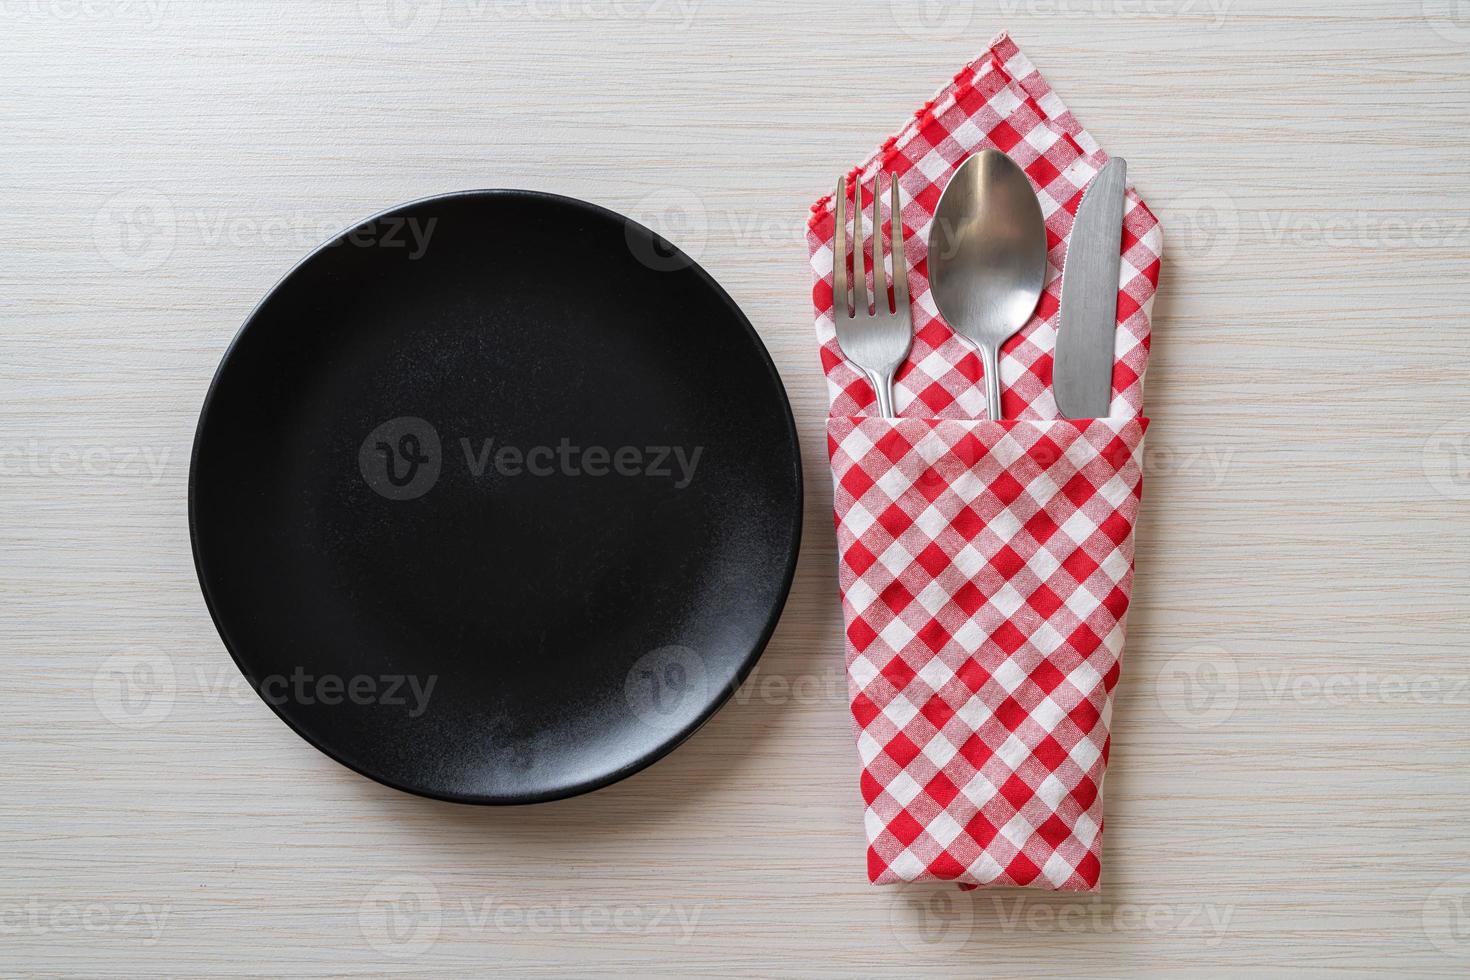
1056, 157, 1127, 419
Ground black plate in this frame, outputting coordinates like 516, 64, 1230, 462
189, 190, 802, 804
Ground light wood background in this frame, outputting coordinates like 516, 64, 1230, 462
5, 1, 1469, 976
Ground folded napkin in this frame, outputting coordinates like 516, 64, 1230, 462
806, 33, 1162, 891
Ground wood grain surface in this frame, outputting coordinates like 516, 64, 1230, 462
4, 1, 1469, 975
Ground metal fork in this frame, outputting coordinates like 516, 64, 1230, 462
834, 173, 911, 419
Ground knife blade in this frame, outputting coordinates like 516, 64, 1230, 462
1056, 157, 1127, 420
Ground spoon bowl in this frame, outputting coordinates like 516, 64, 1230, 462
927, 150, 1048, 420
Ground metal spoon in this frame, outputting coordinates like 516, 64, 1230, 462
927, 150, 1048, 421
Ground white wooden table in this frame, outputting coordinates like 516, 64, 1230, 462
5, 1, 1470, 975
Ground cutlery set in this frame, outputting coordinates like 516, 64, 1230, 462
814, 43, 1160, 889
833, 150, 1129, 420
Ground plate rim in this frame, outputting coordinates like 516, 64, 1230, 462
187, 187, 804, 805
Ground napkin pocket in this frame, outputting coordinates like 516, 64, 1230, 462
828, 413, 1147, 890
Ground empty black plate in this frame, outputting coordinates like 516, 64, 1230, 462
189, 190, 802, 804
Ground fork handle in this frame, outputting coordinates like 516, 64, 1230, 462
869, 369, 896, 419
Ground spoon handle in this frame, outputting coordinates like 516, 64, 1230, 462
980, 344, 1003, 421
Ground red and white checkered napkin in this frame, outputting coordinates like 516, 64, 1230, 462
806, 34, 1163, 890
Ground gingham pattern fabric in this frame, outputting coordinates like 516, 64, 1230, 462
807, 34, 1163, 891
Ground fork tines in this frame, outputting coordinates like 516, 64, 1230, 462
834, 173, 910, 319
832, 173, 912, 419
